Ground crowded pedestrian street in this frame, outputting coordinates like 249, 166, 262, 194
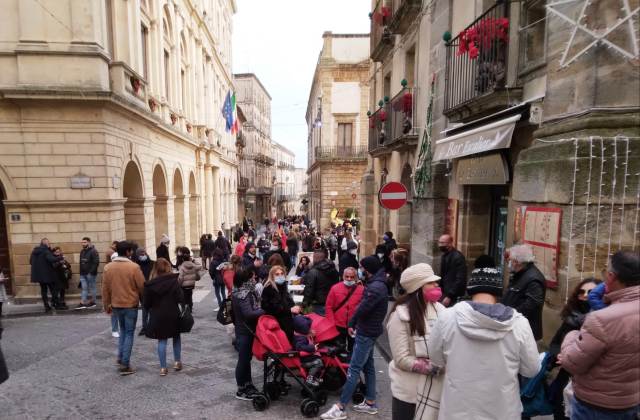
1, 0, 639, 419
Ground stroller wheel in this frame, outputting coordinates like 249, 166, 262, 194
313, 390, 328, 406
265, 382, 281, 401
252, 393, 270, 412
300, 398, 320, 418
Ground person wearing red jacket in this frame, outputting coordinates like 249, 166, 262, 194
325, 267, 364, 350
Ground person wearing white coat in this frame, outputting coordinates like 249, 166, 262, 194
387, 263, 445, 420
427, 267, 540, 420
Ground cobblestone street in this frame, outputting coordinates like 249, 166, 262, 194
1, 275, 392, 419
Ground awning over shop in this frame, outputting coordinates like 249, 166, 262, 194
433, 114, 521, 161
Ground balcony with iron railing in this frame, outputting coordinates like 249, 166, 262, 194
370, 0, 394, 61
254, 153, 275, 166
238, 176, 249, 190
313, 145, 368, 164
389, 0, 422, 33
444, 0, 520, 122
387, 86, 418, 149
367, 101, 391, 155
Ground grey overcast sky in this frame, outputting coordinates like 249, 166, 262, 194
232, 0, 370, 168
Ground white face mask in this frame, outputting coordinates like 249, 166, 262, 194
349, 249, 357, 256
343, 280, 355, 287
275, 276, 286, 285
377, 253, 384, 260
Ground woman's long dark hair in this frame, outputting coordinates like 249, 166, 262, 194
233, 268, 254, 289
560, 277, 600, 319
390, 288, 427, 337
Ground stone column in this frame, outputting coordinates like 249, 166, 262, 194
204, 164, 214, 234
212, 166, 222, 231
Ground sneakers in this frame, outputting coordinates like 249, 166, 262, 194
74, 303, 87, 310
118, 366, 135, 376
353, 401, 378, 414
235, 385, 258, 401
87, 301, 97, 309
112, 331, 120, 338
320, 404, 347, 420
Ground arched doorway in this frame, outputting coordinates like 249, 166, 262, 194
188, 172, 199, 249
398, 164, 413, 251
173, 169, 185, 246
0, 182, 11, 295
123, 161, 146, 246
152, 165, 169, 248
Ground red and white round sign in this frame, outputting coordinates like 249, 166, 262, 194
378, 182, 408, 210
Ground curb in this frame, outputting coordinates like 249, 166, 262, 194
2, 306, 103, 319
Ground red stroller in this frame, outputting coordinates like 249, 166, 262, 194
251, 314, 365, 417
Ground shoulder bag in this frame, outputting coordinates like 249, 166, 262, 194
178, 304, 195, 333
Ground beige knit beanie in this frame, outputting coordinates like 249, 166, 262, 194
400, 263, 440, 294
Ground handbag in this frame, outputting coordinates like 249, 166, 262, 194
216, 297, 234, 325
178, 304, 194, 333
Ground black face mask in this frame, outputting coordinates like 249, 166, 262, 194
577, 300, 591, 314
439, 246, 449, 253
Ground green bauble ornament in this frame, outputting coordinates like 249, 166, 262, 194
401, 79, 408, 87
367, 111, 372, 117
384, 96, 390, 103
378, 100, 384, 107
368, 12, 373, 19
442, 31, 452, 42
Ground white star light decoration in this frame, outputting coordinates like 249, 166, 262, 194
546, 0, 640, 68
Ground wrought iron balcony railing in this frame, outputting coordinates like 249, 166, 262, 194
370, 0, 394, 61
368, 104, 391, 153
388, 87, 418, 146
314, 146, 368, 161
444, 0, 510, 114
238, 177, 249, 190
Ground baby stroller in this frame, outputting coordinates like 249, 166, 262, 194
250, 314, 366, 417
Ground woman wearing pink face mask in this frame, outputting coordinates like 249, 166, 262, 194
386, 263, 445, 420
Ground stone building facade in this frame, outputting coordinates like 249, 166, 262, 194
273, 142, 297, 217
306, 32, 371, 229
406, 0, 639, 342
235, 73, 275, 224
0, 0, 239, 300
360, 0, 431, 256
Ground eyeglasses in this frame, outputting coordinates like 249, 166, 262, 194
578, 288, 594, 296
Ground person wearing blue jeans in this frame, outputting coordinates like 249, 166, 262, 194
77, 237, 100, 309
102, 241, 145, 376
112, 307, 138, 370
321, 256, 389, 419
572, 397, 638, 420
158, 336, 181, 372
110, 313, 119, 338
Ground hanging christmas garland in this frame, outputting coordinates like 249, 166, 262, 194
457, 17, 509, 59
413, 74, 436, 198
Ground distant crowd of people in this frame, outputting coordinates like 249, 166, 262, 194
9, 215, 639, 420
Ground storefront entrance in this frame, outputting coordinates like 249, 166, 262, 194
488, 186, 509, 272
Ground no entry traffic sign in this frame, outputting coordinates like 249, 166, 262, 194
378, 182, 408, 210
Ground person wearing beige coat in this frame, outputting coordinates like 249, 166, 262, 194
387, 263, 445, 420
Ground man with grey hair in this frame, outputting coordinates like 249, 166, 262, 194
502, 244, 546, 340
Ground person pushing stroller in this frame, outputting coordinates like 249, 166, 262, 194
293, 315, 324, 388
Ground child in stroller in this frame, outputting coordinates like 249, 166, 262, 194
293, 315, 324, 387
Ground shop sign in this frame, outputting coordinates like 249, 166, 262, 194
70, 174, 91, 189
521, 207, 562, 288
456, 153, 509, 185
433, 114, 520, 161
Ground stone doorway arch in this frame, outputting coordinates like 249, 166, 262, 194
0, 181, 11, 295
152, 164, 169, 248
123, 161, 146, 247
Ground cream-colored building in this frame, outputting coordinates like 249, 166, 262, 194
0, 0, 239, 300
273, 142, 296, 217
359, 0, 429, 256
294, 167, 307, 215
235, 73, 274, 223
306, 32, 370, 229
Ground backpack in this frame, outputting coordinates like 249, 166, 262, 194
216, 296, 234, 325
520, 352, 554, 417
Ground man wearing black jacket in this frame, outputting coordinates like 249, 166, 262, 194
502, 244, 546, 340
262, 238, 292, 272
214, 231, 232, 260
438, 234, 467, 307
302, 251, 339, 315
